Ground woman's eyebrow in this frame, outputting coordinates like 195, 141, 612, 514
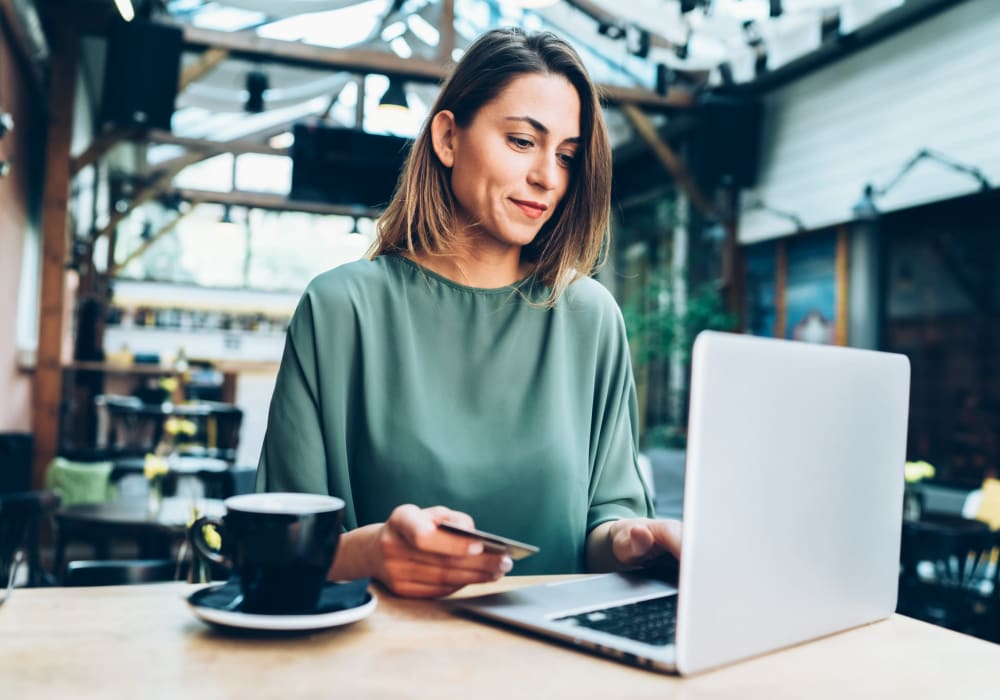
504, 115, 581, 144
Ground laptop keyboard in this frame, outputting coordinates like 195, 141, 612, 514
553, 595, 677, 647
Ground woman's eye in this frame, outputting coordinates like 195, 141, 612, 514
557, 152, 577, 167
508, 136, 534, 149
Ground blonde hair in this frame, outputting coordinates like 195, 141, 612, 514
372, 27, 612, 306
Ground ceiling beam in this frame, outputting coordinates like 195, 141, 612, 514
70, 127, 139, 176
620, 104, 715, 220
146, 129, 288, 157
172, 187, 383, 219
182, 23, 448, 81
179, 23, 691, 110
179, 47, 230, 91
110, 205, 200, 276
93, 152, 205, 244
564, 0, 677, 51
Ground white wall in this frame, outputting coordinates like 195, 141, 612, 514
740, 0, 1000, 243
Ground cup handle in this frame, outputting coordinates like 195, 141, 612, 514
190, 515, 230, 571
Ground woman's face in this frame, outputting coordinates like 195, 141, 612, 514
433, 72, 582, 253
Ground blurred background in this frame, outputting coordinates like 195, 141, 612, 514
1, 0, 999, 632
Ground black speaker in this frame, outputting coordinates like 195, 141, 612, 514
0, 433, 33, 495
290, 124, 411, 208
100, 20, 182, 131
693, 94, 762, 189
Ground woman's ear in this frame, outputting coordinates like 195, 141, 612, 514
429, 110, 457, 168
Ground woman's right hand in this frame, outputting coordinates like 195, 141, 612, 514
367, 504, 513, 598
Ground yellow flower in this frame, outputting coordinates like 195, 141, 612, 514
159, 377, 179, 393
201, 523, 222, 551
164, 417, 198, 437
144, 454, 169, 480
904, 460, 936, 483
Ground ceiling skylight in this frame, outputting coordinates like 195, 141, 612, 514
256, 0, 390, 47
190, 2, 268, 31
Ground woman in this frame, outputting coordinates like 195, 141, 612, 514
258, 27, 681, 598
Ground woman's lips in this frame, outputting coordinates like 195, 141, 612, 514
510, 199, 547, 219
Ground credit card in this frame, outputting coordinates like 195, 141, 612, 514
438, 522, 540, 560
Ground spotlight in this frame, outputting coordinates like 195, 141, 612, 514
742, 20, 764, 48
114, 0, 135, 22
625, 24, 650, 58
217, 205, 242, 233
378, 78, 409, 114
655, 64, 675, 96
245, 71, 269, 113
597, 21, 626, 40
851, 184, 879, 221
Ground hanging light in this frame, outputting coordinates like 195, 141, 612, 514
378, 78, 409, 114
217, 205, 242, 234
245, 71, 269, 113
114, 0, 135, 22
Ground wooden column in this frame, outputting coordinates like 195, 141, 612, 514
437, 0, 455, 64
835, 225, 849, 346
32, 24, 77, 487
775, 241, 788, 339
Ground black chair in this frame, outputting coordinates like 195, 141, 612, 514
0, 432, 33, 495
64, 558, 182, 586
0, 490, 61, 587
898, 514, 1000, 641
95, 395, 163, 458
177, 402, 244, 463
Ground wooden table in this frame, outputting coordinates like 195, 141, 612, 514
1, 576, 997, 698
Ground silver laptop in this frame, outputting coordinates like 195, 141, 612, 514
455, 331, 911, 675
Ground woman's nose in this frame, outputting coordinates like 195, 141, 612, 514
527, 153, 559, 191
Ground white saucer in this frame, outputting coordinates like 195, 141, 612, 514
187, 586, 377, 632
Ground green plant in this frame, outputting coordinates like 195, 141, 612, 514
623, 271, 736, 368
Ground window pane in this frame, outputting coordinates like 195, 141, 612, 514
235, 154, 292, 194
245, 210, 374, 291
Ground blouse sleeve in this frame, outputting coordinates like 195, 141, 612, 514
257, 274, 364, 530
585, 301, 655, 533
256, 290, 330, 496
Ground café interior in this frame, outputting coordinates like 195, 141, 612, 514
2, 0, 999, 693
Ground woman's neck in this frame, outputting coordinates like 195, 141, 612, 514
407, 241, 532, 289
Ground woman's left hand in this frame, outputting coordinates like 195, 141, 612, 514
606, 518, 682, 569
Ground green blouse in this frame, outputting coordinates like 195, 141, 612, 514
257, 254, 652, 574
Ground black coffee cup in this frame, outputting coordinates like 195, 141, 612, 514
191, 492, 345, 615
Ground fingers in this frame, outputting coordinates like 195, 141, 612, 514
402, 549, 513, 577
388, 504, 481, 557
649, 519, 682, 558
611, 522, 653, 564
425, 506, 475, 530
376, 504, 511, 598
383, 558, 507, 591
611, 518, 683, 566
